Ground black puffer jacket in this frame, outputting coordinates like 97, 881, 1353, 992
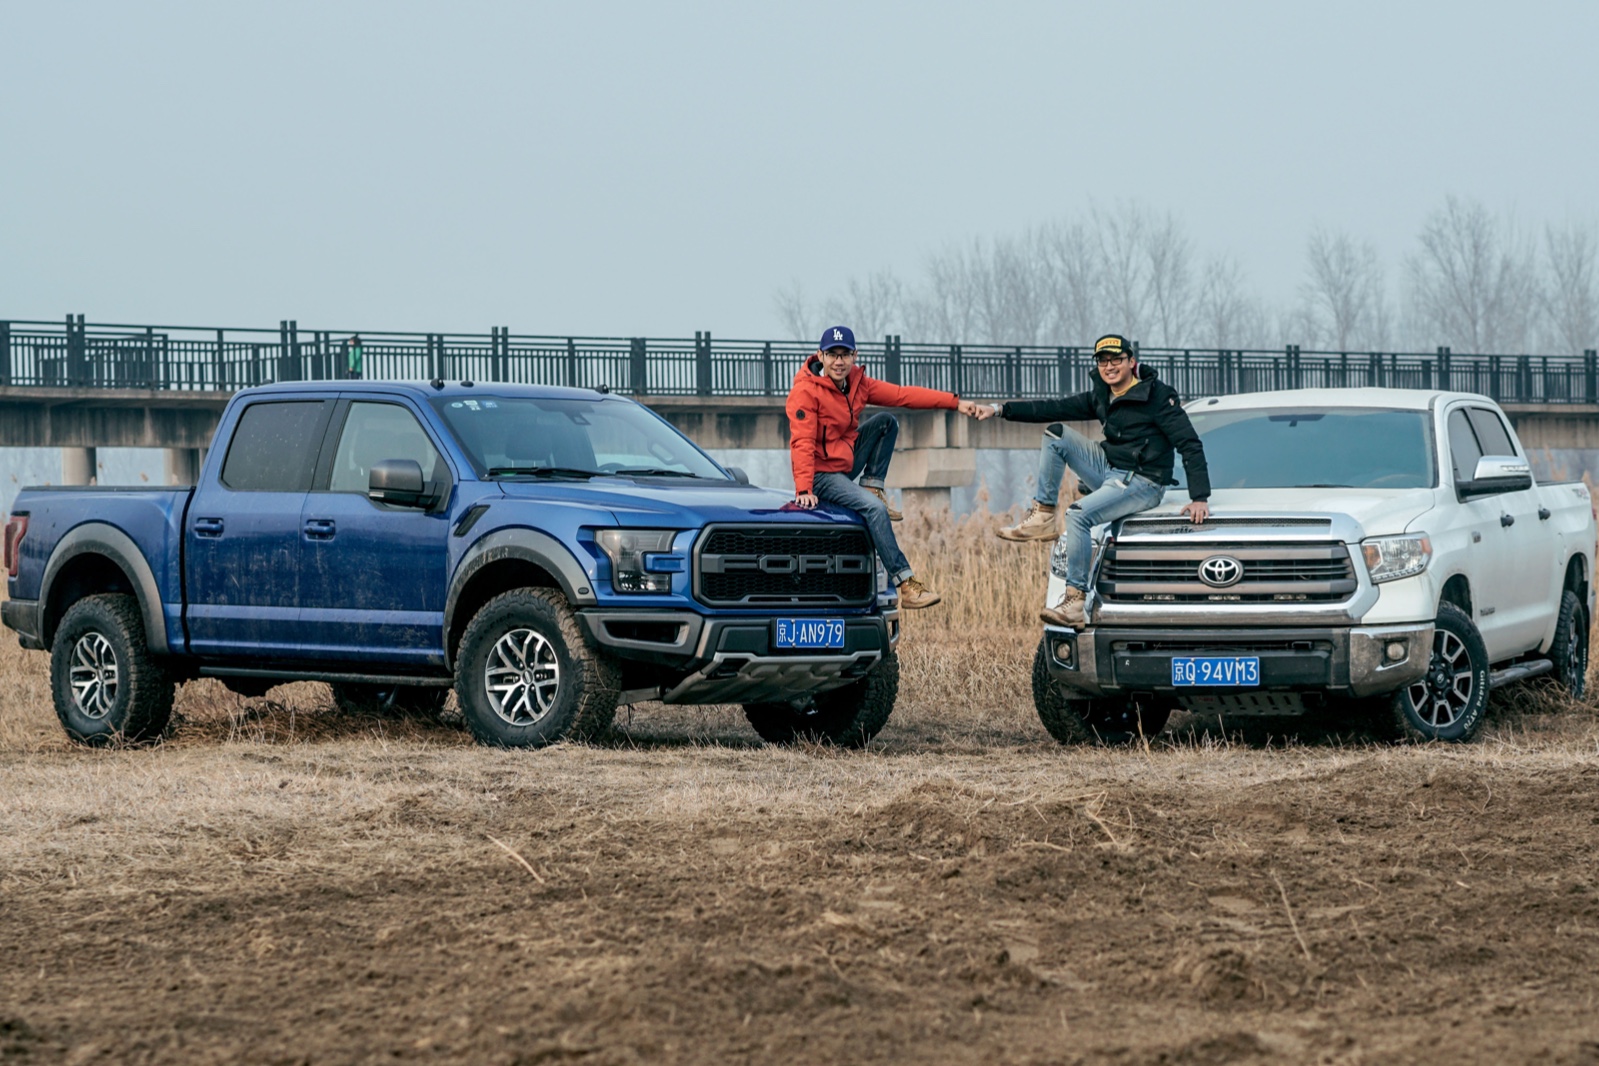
998, 365, 1211, 500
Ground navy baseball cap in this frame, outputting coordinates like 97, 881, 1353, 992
819, 325, 857, 351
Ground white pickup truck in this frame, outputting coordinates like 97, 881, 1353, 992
1036, 388, 1595, 744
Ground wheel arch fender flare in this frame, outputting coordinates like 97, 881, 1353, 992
39, 522, 170, 655
444, 529, 598, 667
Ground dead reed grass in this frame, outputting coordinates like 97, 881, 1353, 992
1, 512, 1595, 756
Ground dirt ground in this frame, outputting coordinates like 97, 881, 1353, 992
5, 621, 1599, 1065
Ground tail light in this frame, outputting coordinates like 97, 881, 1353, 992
4, 514, 27, 578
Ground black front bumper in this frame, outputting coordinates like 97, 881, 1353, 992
577, 608, 899, 705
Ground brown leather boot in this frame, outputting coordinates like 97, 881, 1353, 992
865, 485, 903, 522
1040, 587, 1086, 628
998, 500, 1058, 541
897, 577, 942, 609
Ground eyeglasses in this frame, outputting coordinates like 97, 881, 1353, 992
820, 348, 856, 359
1094, 353, 1130, 366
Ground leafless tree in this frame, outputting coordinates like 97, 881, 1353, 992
1036, 219, 1101, 347
771, 279, 813, 342
903, 240, 984, 343
1195, 256, 1270, 350
819, 270, 905, 344
1405, 196, 1537, 352
1301, 227, 1390, 351
1542, 219, 1599, 354
1090, 203, 1195, 346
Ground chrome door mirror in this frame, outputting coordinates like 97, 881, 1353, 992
1458, 455, 1533, 499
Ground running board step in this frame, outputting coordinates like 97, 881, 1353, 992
1488, 660, 1554, 690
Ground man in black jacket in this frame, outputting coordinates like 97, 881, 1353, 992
986, 334, 1211, 626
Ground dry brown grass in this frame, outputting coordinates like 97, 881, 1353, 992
2, 511, 1596, 755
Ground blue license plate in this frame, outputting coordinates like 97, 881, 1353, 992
1171, 656, 1261, 687
775, 618, 846, 650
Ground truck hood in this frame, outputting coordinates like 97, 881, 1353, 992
493, 479, 866, 528
1142, 487, 1436, 537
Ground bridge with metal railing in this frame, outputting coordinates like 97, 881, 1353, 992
3, 315, 1598, 403
4, 316, 1599, 502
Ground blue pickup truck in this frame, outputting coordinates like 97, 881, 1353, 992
2, 382, 901, 747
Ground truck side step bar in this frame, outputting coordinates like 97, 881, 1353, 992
199, 667, 455, 688
1488, 660, 1554, 690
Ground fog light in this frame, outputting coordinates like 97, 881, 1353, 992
1385, 641, 1406, 663
1053, 639, 1076, 669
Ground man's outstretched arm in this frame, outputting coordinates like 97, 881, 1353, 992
991, 393, 1096, 423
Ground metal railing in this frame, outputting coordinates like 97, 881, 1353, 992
3, 316, 1597, 404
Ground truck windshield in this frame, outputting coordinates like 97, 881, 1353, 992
430, 396, 728, 480
1170, 407, 1436, 490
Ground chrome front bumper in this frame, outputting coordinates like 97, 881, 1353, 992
1043, 622, 1434, 699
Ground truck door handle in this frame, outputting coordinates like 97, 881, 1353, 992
303, 518, 337, 540
194, 517, 224, 537
1500, 513, 1515, 527
1539, 507, 1552, 520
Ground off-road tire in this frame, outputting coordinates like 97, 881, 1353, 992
330, 682, 450, 718
1548, 588, 1589, 701
1389, 601, 1490, 742
743, 650, 899, 748
49, 593, 174, 746
1031, 636, 1169, 745
455, 588, 619, 748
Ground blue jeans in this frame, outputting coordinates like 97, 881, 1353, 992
812, 414, 911, 584
1035, 425, 1166, 590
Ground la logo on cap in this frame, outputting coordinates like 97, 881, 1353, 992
833, 329, 843, 342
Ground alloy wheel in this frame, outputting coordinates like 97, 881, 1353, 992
1403, 630, 1475, 728
483, 628, 561, 725
69, 632, 119, 720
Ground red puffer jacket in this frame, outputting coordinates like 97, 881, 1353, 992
785, 357, 959, 494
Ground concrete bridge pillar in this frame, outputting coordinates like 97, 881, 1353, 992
165, 447, 203, 486
883, 409, 977, 513
61, 447, 97, 486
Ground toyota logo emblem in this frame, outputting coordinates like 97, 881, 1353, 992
1198, 555, 1244, 587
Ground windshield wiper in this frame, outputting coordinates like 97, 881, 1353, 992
486, 466, 604, 479
612, 467, 712, 479
1300, 483, 1353, 488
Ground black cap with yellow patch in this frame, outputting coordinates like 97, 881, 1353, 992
1094, 334, 1132, 357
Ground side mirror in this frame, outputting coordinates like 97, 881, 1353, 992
1457, 455, 1533, 499
724, 465, 750, 485
368, 459, 430, 508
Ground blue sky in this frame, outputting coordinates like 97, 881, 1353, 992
2, 1, 1595, 339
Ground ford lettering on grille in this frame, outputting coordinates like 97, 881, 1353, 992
700, 554, 871, 575
695, 525, 877, 606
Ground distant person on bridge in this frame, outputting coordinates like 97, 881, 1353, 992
985, 333, 1211, 627
345, 335, 364, 379
787, 325, 986, 610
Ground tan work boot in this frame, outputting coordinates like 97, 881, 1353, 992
896, 577, 942, 609
998, 500, 1058, 541
1040, 587, 1086, 628
864, 485, 903, 521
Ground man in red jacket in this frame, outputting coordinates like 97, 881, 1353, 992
787, 325, 984, 609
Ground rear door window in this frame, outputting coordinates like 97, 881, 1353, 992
220, 401, 330, 492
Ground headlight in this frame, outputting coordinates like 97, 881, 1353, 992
1361, 534, 1431, 584
596, 529, 679, 593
